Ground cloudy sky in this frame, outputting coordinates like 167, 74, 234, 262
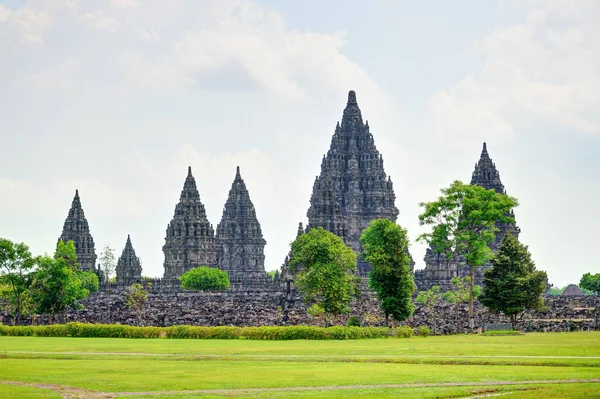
1, 0, 598, 287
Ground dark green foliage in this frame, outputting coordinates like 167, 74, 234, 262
0, 323, 416, 340
580, 273, 600, 295
29, 241, 98, 323
290, 227, 359, 322
179, 266, 230, 291
480, 234, 547, 325
415, 326, 431, 337
0, 238, 35, 324
418, 180, 518, 326
444, 277, 481, 305
347, 316, 361, 327
360, 219, 415, 325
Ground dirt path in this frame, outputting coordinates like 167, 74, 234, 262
2, 379, 599, 399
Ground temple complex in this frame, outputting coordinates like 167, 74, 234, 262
216, 167, 271, 289
415, 143, 520, 290
115, 235, 143, 285
162, 167, 218, 279
306, 90, 401, 275
58, 189, 97, 271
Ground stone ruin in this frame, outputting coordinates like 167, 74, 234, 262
57, 90, 528, 296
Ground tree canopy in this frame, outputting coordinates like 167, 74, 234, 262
418, 180, 518, 328
580, 273, 600, 295
179, 266, 230, 291
360, 218, 415, 325
0, 238, 35, 323
290, 227, 359, 322
479, 233, 547, 325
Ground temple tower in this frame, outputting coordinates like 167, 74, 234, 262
306, 90, 400, 275
115, 235, 142, 286
417, 142, 520, 290
59, 189, 97, 271
216, 167, 270, 288
163, 167, 217, 279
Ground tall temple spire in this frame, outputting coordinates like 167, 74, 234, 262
163, 167, 217, 279
471, 142, 505, 193
216, 167, 269, 289
58, 189, 97, 271
306, 90, 400, 276
116, 234, 142, 285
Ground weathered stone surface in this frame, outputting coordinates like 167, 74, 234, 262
115, 235, 142, 286
216, 167, 272, 290
58, 189, 97, 271
163, 167, 218, 279
415, 143, 521, 290
562, 284, 584, 296
306, 91, 402, 275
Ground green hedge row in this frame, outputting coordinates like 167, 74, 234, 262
0, 323, 417, 340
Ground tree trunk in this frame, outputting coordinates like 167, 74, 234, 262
385, 313, 389, 328
469, 266, 475, 330
49, 314, 53, 325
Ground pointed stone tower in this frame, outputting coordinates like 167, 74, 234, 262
306, 90, 400, 275
59, 189, 97, 271
216, 167, 270, 289
116, 235, 143, 286
416, 142, 520, 290
163, 167, 217, 279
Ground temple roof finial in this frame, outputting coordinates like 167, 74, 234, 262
187, 166, 192, 176
75, 189, 79, 197
347, 90, 357, 104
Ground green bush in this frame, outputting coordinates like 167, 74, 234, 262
0, 323, 416, 340
347, 316, 361, 327
415, 326, 431, 337
179, 267, 230, 291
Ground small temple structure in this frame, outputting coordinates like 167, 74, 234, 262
58, 189, 97, 272
115, 235, 142, 285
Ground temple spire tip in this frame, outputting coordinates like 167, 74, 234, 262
347, 90, 357, 104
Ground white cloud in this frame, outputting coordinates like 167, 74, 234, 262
0, 5, 51, 47
79, 10, 120, 32
431, 1, 600, 138
111, 0, 140, 8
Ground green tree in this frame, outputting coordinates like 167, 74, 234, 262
360, 219, 415, 326
443, 276, 481, 305
179, 266, 230, 291
29, 240, 98, 324
98, 245, 116, 283
479, 234, 547, 327
580, 273, 600, 295
415, 286, 442, 332
418, 180, 518, 328
125, 282, 149, 324
0, 239, 35, 324
290, 227, 359, 323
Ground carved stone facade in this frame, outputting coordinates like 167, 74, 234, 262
115, 235, 142, 286
216, 167, 271, 289
415, 143, 521, 290
163, 167, 218, 279
306, 91, 401, 275
58, 190, 97, 271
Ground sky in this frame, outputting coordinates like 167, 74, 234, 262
0, 0, 598, 287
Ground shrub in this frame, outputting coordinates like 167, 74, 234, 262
483, 329, 523, 336
0, 323, 417, 340
415, 326, 431, 337
179, 267, 230, 291
347, 316, 361, 327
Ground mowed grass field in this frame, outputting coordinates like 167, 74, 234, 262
0, 332, 599, 398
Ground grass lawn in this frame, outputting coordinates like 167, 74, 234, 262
1, 332, 599, 398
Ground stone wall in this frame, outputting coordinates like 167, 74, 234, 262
3, 286, 597, 333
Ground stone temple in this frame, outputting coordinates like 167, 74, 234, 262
414, 142, 521, 290
163, 166, 218, 279
305, 90, 401, 275
59, 189, 97, 272
115, 235, 142, 286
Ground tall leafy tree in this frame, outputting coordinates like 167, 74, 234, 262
443, 277, 481, 306
0, 238, 35, 324
360, 219, 415, 326
98, 245, 116, 282
418, 180, 518, 328
290, 227, 359, 323
479, 233, 547, 326
580, 273, 600, 295
29, 240, 98, 324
